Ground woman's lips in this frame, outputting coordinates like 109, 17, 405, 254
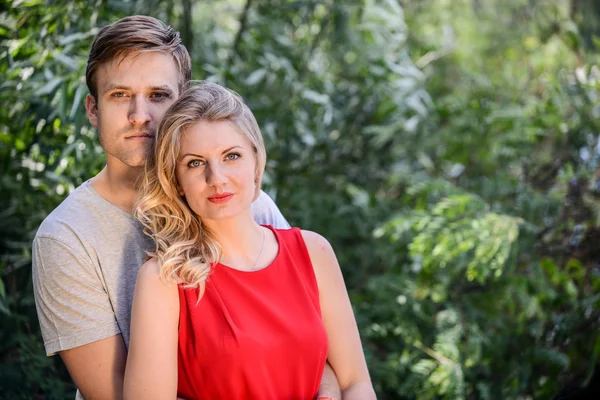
208, 193, 234, 204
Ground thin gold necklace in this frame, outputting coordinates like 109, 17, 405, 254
250, 227, 266, 272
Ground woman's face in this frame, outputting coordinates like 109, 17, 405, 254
175, 120, 258, 222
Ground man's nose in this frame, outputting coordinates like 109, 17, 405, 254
128, 96, 151, 126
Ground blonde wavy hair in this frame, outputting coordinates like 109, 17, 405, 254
135, 81, 267, 294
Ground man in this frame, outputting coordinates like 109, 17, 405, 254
32, 16, 340, 399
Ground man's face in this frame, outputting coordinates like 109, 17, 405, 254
85, 52, 180, 168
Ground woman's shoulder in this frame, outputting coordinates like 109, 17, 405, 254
299, 229, 331, 250
136, 257, 180, 291
270, 227, 331, 252
297, 230, 344, 295
137, 257, 162, 280
299, 229, 336, 269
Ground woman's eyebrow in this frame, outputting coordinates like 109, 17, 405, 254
178, 146, 243, 161
179, 152, 204, 160
221, 146, 242, 154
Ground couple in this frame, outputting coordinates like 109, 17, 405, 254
32, 15, 374, 400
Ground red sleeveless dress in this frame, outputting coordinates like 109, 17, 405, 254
176, 226, 328, 400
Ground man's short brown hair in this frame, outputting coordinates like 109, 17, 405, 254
85, 15, 192, 98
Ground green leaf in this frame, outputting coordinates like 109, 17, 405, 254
35, 77, 63, 96
69, 84, 87, 120
245, 68, 267, 86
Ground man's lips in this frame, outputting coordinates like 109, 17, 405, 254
125, 132, 154, 139
208, 193, 234, 204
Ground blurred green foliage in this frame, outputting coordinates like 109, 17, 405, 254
1, 0, 600, 398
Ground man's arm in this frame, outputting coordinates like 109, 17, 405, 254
318, 362, 342, 399
32, 235, 125, 399
60, 336, 127, 400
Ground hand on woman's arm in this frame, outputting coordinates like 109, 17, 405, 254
318, 362, 342, 399
124, 259, 179, 400
302, 231, 377, 400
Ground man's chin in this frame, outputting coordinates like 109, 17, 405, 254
115, 154, 150, 169
127, 157, 150, 168
128, 149, 153, 168
127, 162, 146, 169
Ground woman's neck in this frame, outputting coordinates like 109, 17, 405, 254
203, 211, 265, 269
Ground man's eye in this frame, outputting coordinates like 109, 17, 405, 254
111, 92, 126, 98
187, 160, 204, 168
226, 153, 241, 161
151, 92, 170, 100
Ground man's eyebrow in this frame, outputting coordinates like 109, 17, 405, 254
149, 86, 175, 94
103, 84, 131, 93
102, 85, 175, 94
179, 146, 243, 160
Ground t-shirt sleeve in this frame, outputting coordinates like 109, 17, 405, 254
32, 235, 121, 356
251, 190, 291, 229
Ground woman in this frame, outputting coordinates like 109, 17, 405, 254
124, 82, 375, 399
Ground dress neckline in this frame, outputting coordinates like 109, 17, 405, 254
216, 224, 281, 274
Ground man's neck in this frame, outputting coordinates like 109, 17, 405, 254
90, 163, 144, 214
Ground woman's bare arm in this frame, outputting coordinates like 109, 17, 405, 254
123, 259, 179, 400
302, 230, 376, 400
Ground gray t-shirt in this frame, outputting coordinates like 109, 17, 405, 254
32, 180, 289, 358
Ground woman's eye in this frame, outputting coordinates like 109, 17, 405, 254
187, 160, 204, 168
226, 153, 240, 161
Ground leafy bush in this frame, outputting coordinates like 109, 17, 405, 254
1, 0, 599, 399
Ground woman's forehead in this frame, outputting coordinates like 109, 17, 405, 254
179, 120, 252, 154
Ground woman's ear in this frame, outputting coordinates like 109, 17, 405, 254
254, 173, 261, 187
254, 167, 262, 185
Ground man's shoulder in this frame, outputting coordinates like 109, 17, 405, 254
36, 182, 93, 239
251, 190, 290, 229
35, 180, 131, 244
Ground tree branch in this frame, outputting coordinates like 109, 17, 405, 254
412, 339, 456, 367
230, 0, 253, 62
180, 0, 194, 56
